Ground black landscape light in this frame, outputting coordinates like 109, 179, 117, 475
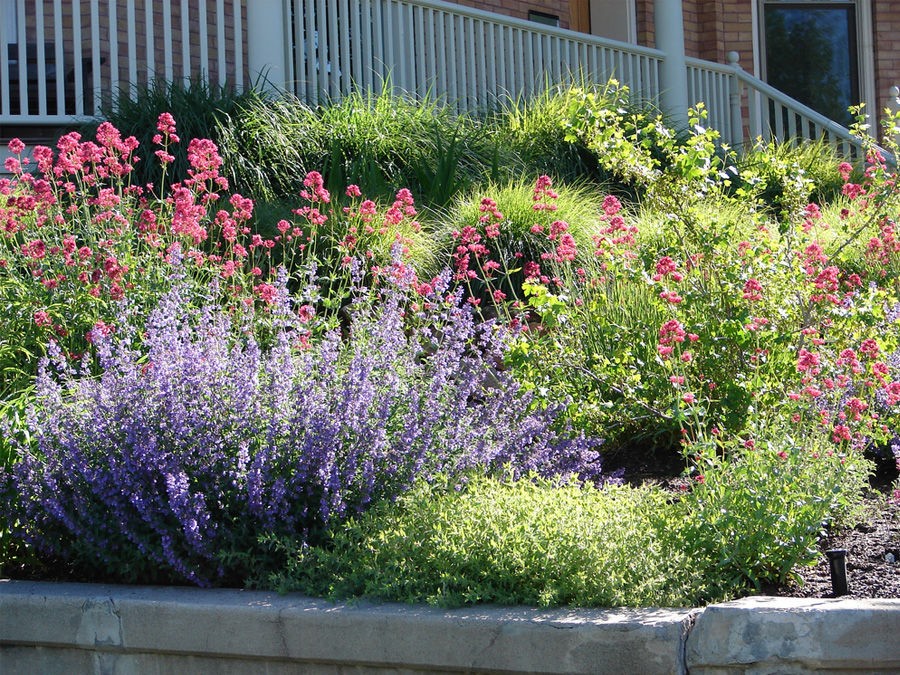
826, 549, 849, 597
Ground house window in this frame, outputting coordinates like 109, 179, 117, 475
528, 11, 560, 28
760, 1, 865, 127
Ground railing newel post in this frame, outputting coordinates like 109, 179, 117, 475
726, 50, 744, 148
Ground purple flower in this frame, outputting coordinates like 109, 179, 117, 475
2, 270, 605, 586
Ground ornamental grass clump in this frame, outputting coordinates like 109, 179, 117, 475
0, 263, 603, 587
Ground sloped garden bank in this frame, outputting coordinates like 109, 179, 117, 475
3, 82, 900, 612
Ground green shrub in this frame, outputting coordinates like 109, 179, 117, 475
217, 87, 501, 206
491, 85, 604, 185
433, 177, 605, 306
265, 473, 697, 607
736, 138, 845, 214
678, 427, 871, 598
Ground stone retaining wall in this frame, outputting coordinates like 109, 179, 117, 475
1, 580, 899, 674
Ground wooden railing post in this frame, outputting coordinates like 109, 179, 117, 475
247, 0, 289, 93
727, 51, 744, 148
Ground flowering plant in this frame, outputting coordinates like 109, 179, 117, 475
1, 261, 603, 585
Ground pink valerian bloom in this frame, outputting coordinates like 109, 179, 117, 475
653, 256, 683, 282
492, 289, 507, 302
657, 319, 687, 360
801, 242, 828, 274
8, 138, 25, 154
253, 283, 278, 304
479, 197, 503, 225
602, 195, 622, 216
21, 239, 46, 260
831, 424, 852, 443
532, 175, 559, 211
884, 381, 900, 406
554, 233, 578, 262
842, 182, 865, 200
548, 219, 569, 240
300, 171, 330, 203
659, 320, 687, 344
345, 184, 362, 198
838, 162, 853, 181
659, 290, 683, 304
859, 338, 880, 359
744, 316, 770, 332
523, 261, 541, 280
33, 310, 52, 327
742, 278, 763, 302
156, 113, 180, 143
681, 393, 696, 405
796, 348, 821, 375
186, 138, 225, 187
844, 398, 868, 422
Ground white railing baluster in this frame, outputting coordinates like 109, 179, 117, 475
145, 0, 155, 85
233, 0, 244, 90
180, 0, 190, 85
216, 0, 226, 87
127, 0, 137, 94
35, 0, 47, 115
108, 0, 119, 96
90, 0, 101, 115
53, 0, 65, 114
340, 0, 351, 95
162, 0, 173, 83
198, 0, 209, 83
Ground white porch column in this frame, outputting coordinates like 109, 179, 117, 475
654, 0, 688, 127
247, 0, 288, 93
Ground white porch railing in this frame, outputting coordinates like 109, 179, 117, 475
0, 0, 867, 162
728, 54, 861, 157
282, 0, 665, 113
0, 0, 246, 124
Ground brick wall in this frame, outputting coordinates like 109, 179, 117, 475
873, 0, 900, 118
450, 0, 572, 30
636, 0, 755, 74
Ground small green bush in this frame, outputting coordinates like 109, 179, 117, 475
265, 473, 697, 607
433, 177, 604, 305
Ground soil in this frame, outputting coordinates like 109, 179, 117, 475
767, 491, 900, 600
609, 445, 900, 601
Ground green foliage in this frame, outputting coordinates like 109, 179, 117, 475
678, 427, 871, 597
263, 433, 870, 607
434, 177, 604, 305
736, 138, 845, 216
83, 77, 261, 189
217, 86, 501, 207
264, 473, 698, 608
491, 85, 606, 185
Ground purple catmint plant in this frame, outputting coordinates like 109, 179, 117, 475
1, 265, 604, 586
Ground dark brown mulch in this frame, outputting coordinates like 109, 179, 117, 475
769, 492, 900, 600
